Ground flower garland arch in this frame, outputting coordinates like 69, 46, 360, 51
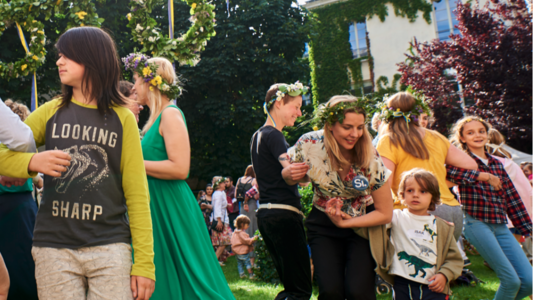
127, 0, 216, 66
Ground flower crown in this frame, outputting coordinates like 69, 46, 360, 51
378, 87, 431, 125
213, 177, 226, 189
264, 81, 309, 127
122, 53, 182, 100
311, 96, 374, 131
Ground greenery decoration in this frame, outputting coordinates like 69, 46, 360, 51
127, 0, 216, 66
0, 0, 103, 80
122, 52, 182, 99
378, 86, 431, 124
312, 96, 374, 130
308, 0, 432, 104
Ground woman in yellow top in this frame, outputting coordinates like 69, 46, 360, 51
376, 91, 501, 239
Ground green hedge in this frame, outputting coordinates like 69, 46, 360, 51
308, 0, 432, 104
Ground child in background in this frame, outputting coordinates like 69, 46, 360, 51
231, 215, 257, 279
520, 162, 532, 185
389, 168, 463, 299
447, 116, 532, 299
119, 80, 143, 124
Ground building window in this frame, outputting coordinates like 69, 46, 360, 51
433, 0, 460, 41
349, 22, 368, 58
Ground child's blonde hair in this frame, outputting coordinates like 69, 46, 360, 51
234, 215, 251, 230
5, 99, 30, 121
487, 129, 512, 159
449, 115, 492, 153
398, 168, 441, 211
140, 57, 181, 134
321, 95, 374, 170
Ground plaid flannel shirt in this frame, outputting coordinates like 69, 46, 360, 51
446, 152, 532, 236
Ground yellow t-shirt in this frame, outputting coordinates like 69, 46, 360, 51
376, 129, 458, 208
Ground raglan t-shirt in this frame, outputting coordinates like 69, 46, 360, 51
389, 209, 438, 284
0, 98, 155, 281
250, 126, 301, 217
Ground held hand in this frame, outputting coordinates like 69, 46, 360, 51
244, 204, 249, 212
0, 176, 28, 187
130, 276, 155, 300
284, 163, 309, 181
488, 174, 502, 191
327, 211, 345, 228
216, 221, 223, 231
428, 273, 446, 293
28, 150, 71, 177
325, 198, 343, 217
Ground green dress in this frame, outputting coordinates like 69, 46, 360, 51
141, 105, 235, 300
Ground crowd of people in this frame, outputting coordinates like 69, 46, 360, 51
0, 25, 531, 300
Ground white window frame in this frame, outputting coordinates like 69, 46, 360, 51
432, 0, 459, 41
349, 21, 368, 58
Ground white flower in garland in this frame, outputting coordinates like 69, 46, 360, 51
136, 24, 144, 31
148, 36, 155, 42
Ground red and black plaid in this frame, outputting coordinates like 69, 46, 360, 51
446, 152, 532, 236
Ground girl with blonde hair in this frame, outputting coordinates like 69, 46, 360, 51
125, 54, 234, 299
283, 95, 393, 299
446, 116, 532, 299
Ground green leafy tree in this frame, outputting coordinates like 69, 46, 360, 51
176, 0, 313, 181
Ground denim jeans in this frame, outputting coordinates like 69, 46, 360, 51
236, 253, 252, 276
464, 213, 532, 300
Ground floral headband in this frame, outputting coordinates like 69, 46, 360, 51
122, 53, 182, 100
213, 177, 226, 189
378, 87, 431, 127
311, 97, 373, 131
264, 81, 309, 127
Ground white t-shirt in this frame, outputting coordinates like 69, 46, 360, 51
389, 209, 438, 284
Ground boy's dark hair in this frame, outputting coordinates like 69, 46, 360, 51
398, 168, 441, 211
226, 176, 233, 182
119, 81, 134, 98
55, 27, 127, 114
234, 214, 251, 230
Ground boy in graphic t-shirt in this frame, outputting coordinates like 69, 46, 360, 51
389, 169, 463, 299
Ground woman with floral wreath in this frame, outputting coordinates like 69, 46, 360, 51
250, 82, 313, 300
124, 53, 235, 300
375, 91, 501, 241
283, 95, 394, 299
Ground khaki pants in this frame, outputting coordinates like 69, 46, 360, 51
32, 243, 133, 300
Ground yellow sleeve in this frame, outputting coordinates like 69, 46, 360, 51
115, 107, 155, 281
376, 135, 397, 165
0, 100, 58, 178
432, 130, 451, 151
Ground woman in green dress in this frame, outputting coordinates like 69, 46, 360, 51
124, 54, 235, 300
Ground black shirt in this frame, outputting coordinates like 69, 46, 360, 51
251, 126, 301, 217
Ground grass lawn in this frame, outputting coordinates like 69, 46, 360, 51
222, 253, 529, 300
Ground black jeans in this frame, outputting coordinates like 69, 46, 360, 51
393, 276, 447, 300
308, 230, 376, 300
257, 209, 312, 300
228, 212, 239, 231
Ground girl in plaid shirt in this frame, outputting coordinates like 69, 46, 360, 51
447, 116, 532, 300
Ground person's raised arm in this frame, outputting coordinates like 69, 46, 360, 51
0, 253, 8, 300
144, 107, 190, 180
445, 145, 477, 170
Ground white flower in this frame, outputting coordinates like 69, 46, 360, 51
136, 24, 144, 31
172, 41, 177, 46
152, 29, 158, 34
161, 84, 170, 91
146, 26, 150, 30
148, 36, 155, 42
200, 27, 204, 32
32, 28, 38, 32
